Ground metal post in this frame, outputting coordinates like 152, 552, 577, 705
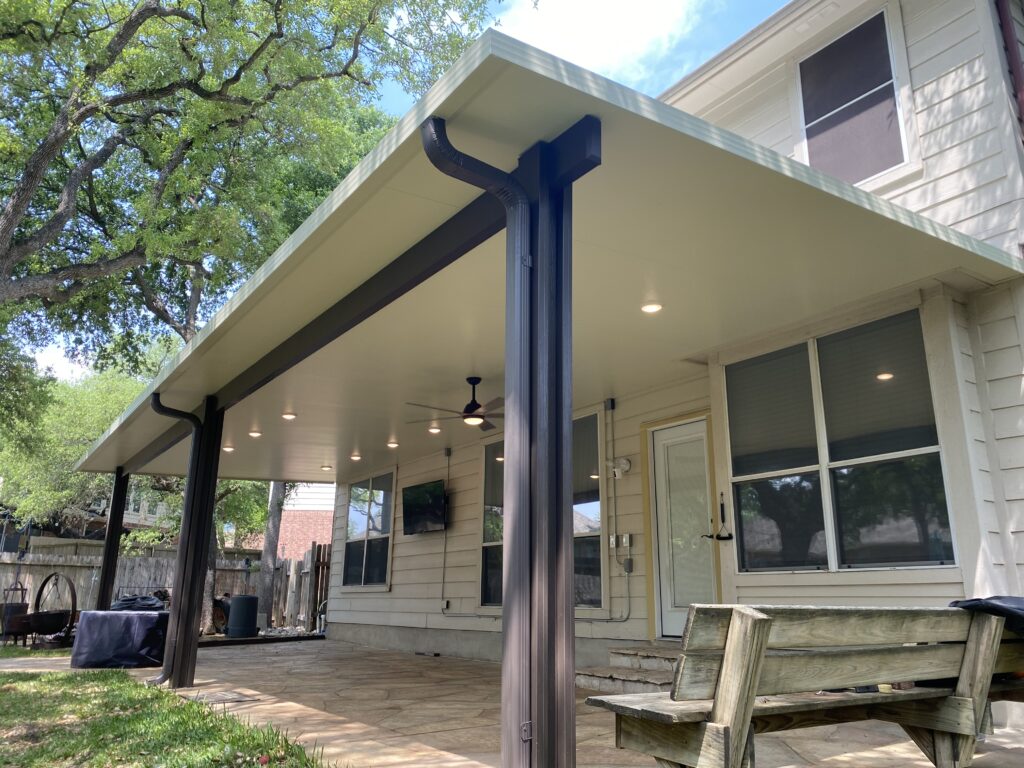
421, 117, 586, 767
96, 467, 130, 610
172, 395, 223, 688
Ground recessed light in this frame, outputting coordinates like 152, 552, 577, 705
350, 454, 362, 462
248, 430, 262, 438
223, 446, 235, 453
496, 456, 504, 462
876, 372, 895, 381
428, 426, 442, 434
320, 464, 333, 472
387, 441, 399, 449
281, 412, 297, 421
641, 303, 663, 314
589, 473, 600, 480
463, 415, 484, 426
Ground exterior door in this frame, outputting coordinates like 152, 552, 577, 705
652, 419, 717, 637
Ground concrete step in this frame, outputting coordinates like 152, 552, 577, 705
575, 665, 674, 694
608, 643, 681, 672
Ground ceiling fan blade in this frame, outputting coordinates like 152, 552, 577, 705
481, 413, 503, 420
479, 419, 497, 432
405, 402, 464, 415
406, 416, 464, 424
481, 397, 503, 412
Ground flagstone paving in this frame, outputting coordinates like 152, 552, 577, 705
3, 640, 1022, 766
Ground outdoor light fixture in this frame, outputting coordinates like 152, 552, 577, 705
641, 303, 663, 314
223, 446, 235, 453
387, 441, 399, 449
320, 464, 333, 472
248, 430, 262, 438
876, 372, 895, 381
496, 456, 504, 462
463, 415, 484, 426
589, 473, 600, 480
428, 425, 442, 434
281, 412, 297, 421
350, 454, 362, 462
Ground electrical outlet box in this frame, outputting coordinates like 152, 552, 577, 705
609, 533, 617, 549
620, 533, 632, 548
442, 599, 450, 610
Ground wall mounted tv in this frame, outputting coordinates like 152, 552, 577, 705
402, 480, 447, 535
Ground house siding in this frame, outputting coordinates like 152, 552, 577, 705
326, 376, 712, 652
664, 0, 1024, 257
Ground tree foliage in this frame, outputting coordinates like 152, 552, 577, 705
0, 0, 490, 362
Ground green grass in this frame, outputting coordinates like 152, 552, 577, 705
0, 670, 329, 767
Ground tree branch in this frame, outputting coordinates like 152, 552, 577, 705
0, 244, 148, 304
132, 269, 187, 339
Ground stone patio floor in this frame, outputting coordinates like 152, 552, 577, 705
2, 640, 1022, 766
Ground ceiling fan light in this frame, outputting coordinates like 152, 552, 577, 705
463, 415, 484, 426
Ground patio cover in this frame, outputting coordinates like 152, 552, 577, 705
76, 30, 1022, 483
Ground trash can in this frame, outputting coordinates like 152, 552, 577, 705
226, 595, 259, 638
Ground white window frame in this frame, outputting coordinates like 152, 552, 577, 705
339, 468, 397, 593
792, 2, 922, 194
476, 405, 609, 617
725, 312, 957, 573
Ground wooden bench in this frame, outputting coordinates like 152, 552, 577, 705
586, 605, 1024, 768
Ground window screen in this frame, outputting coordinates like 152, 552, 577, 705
726, 344, 818, 476
800, 13, 904, 184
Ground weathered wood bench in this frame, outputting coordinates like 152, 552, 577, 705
586, 605, 1024, 768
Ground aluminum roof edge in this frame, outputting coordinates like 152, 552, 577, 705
76, 28, 1023, 473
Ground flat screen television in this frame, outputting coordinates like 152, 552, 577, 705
402, 480, 446, 535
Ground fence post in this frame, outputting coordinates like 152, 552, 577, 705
303, 542, 318, 631
284, 558, 300, 626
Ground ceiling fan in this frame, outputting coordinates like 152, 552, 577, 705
406, 376, 504, 431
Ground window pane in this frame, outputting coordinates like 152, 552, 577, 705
342, 540, 365, 586
481, 545, 503, 606
368, 472, 393, 538
483, 442, 504, 544
800, 13, 892, 123
817, 311, 936, 462
364, 537, 390, 584
833, 453, 953, 567
574, 536, 602, 607
735, 473, 827, 570
727, 345, 818, 476
573, 414, 601, 534
805, 84, 903, 184
348, 480, 370, 539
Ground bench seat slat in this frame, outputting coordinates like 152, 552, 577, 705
682, 605, 974, 651
671, 639, 1024, 700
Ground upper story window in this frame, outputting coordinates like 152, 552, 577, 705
726, 311, 954, 571
799, 12, 905, 184
342, 472, 394, 586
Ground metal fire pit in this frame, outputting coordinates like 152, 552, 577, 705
28, 572, 77, 640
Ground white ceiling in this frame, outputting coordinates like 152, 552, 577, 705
77, 31, 1022, 483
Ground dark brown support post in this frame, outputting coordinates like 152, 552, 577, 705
148, 394, 223, 689
420, 115, 599, 768
172, 396, 223, 688
96, 467, 129, 610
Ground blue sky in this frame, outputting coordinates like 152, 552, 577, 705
377, 0, 792, 115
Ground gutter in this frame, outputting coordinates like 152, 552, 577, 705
995, 0, 1024, 131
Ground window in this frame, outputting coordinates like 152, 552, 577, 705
727, 311, 954, 571
799, 13, 904, 184
342, 472, 394, 586
481, 413, 603, 607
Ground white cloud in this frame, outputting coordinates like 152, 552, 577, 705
35, 345, 89, 382
494, 0, 708, 91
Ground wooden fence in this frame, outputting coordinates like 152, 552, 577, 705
271, 542, 331, 631
1, 542, 330, 631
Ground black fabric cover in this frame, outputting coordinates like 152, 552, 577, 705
950, 596, 1024, 634
71, 610, 168, 668
110, 594, 165, 611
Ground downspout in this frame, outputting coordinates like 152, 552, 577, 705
420, 117, 533, 768
146, 393, 203, 686
995, 0, 1024, 132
